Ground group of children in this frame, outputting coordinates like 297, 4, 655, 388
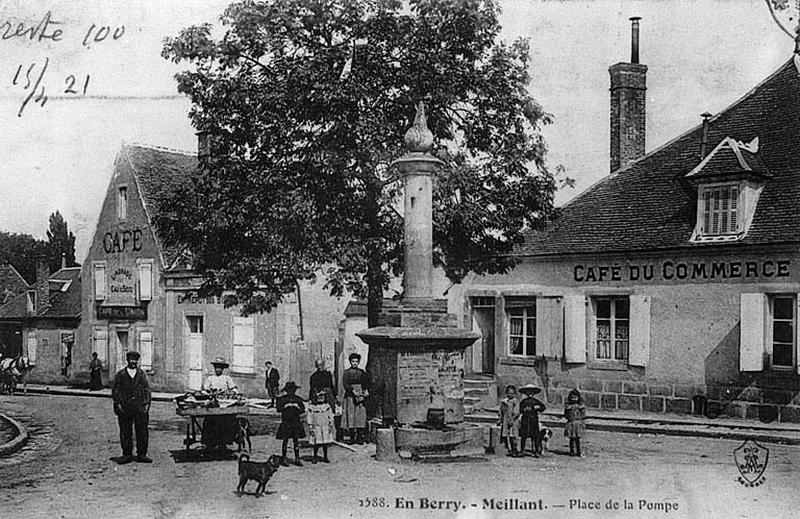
499, 384, 586, 458
275, 382, 336, 467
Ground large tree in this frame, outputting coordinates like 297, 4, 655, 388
46, 210, 78, 273
0, 231, 48, 284
160, 0, 566, 325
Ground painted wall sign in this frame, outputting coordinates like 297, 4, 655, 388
103, 228, 143, 254
109, 267, 135, 294
176, 292, 221, 305
573, 259, 792, 283
96, 305, 147, 320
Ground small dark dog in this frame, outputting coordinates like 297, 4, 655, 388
237, 453, 282, 497
539, 427, 553, 452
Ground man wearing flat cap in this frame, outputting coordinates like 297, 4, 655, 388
342, 352, 369, 444
111, 350, 152, 464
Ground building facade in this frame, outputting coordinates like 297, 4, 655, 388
451, 38, 800, 422
76, 143, 345, 393
0, 259, 81, 382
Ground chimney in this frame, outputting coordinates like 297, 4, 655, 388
61, 252, 66, 270
699, 112, 712, 159
35, 256, 50, 314
609, 17, 648, 173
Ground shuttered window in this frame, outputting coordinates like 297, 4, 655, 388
701, 184, 739, 236
740, 293, 766, 372
232, 317, 255, 373
137, 260, 153, 301
563, 295, 587, 363
93, 262, 106, 300
26, 330, 37, 364
139, 330, 153, 371
94, 326, 108, 363
595, 297, 629, 361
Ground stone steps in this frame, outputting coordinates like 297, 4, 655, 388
463, 375, 498, 415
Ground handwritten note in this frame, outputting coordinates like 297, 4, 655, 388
2, 11, 125, 116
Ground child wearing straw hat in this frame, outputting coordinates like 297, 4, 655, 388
518, 384, 547, 457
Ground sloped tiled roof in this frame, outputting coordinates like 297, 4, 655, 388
685, 137, 770, 181
123, 144, 197, 267
0, 267, 81, 319
42, 267, 81, 318
520, 59, 800, 256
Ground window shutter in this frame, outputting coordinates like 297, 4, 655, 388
94, 327, 108, 362
139, 331, 153, 370
233, 317, 255, 373
740, 293, 766, 371
26, 331, 37, 364
138, 261, 153, 301
628, 295, 651, 367
796, 296, 800, 376
536, 297, 563, 358
93, 262, 106, 300
563, 295, 586, 363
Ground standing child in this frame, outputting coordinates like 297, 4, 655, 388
518, 384, 546, 457
306, 390, 335, 464
276, 381, 306, 467
564, 388, 587, 457
498, 385, 521, 457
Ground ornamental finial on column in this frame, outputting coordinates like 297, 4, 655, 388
404, 101, 434, 153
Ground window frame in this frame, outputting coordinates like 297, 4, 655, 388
117, 185, 128, 221
505, 297, 536, 358
590, 296, 631, 365
768, 294, 797, 371
232, 316, 256, 374
696, 181, 741, 238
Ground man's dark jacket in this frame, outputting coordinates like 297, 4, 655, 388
111, 368, 151, 412
266, 367, 280, 388
309, 369, 336, 411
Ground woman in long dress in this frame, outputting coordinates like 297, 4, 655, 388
341, 352, 368, 444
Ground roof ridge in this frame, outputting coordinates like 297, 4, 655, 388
563, 57, 795, 209
127, 142, 197, 157
122, 146, 168, 267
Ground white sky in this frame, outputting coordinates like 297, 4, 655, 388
0, 0, 794, 260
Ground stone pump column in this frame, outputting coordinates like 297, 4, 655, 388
391, 102, 443, 305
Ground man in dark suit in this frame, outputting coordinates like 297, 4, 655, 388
111, 351, 152, 464
265, 360, 280, 408
309, 359, 336, 413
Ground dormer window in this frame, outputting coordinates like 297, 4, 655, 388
685, 136, 768, 243
26, 290, 36, 313
700, 183, 739, 236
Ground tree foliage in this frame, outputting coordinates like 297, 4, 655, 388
161, 0, 566, 322
0, 231, 48, 284
46, 210, 78, 273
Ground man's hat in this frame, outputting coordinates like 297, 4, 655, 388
348, 352, 361, 362
265, 361, 273, 366
211, 356, 229, 367
282, 381, 300, 392
519, 384, 541, 395
126, 351, 141, 360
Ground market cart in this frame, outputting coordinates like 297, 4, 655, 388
176, 405, 270, 452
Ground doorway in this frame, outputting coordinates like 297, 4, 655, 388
115, 328, 129, 372
186, 315, 204, 390
471, 297, 495, 374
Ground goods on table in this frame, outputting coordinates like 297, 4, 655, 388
174, 390, 247, 411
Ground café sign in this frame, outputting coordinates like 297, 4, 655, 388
97, 305, 147, 321
573, 259, 791, 283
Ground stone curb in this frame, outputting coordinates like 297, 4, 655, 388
466, 413, 800, 446
0, 413, 29, 456
23, 386, 178, 402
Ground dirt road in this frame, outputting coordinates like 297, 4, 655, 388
0, 394, 796, 519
